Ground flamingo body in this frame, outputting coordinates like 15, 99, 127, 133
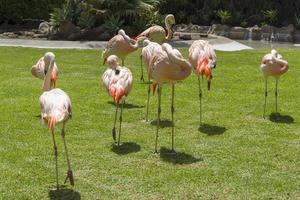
135, 14, 175, 44
103, 29, 138, 65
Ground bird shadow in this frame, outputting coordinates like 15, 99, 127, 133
138, 80, 152, 85
150, 119, 174, 128
269, 112, 294, 124
198, 123, 227, 135
159, 147, 203, 165
111, 142, 141, 155
107, 101, 144, 109
48, 186, 80, 200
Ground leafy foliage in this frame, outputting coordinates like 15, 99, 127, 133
103, 15, 124, 34
217, 10, 232, 24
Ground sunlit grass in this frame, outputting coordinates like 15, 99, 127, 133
0, 47, 299, 199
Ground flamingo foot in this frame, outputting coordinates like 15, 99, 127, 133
64, 169, 74, 186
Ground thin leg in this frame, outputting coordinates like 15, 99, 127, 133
61, 123, 74, 186
140, 55, 144, 81
145, 75, 151, 122
198, 76, 202, 124
112, 104, 119, 143
275, 78, 278, 113
171, 84, 176, 153
154, 85, 161, 154
117, 99, 125, 146
263, 79, 268, 118
51, 129, 59, 190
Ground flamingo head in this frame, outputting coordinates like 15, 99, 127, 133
106, 55, 119, 69
143, 39, 151, 47
43, 52, 55, 73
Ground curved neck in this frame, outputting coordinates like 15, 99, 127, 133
119, 31, 139, 49
43, 59, 54, 91
165, 18, 173, 41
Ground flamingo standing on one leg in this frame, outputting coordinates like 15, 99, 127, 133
188, 40, 217, 124
149, 43, 192, 154
102, 55, 133, 145
140, 39, 163, 121
31, 52, 58, 88
260, 49, 288, 118
39, 52, 74, 189
135, 14, 175, 44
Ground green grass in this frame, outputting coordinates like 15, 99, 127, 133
0, 46, 300, 200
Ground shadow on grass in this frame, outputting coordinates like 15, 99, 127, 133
111, 142, 141, 155
198, 123, 227, 135
138, 80, 152, 85
150, 119, 174, 128
160, 147, 202, 165
107, 101, 144, 109
48, 186, 80, 200
269, 112, 294, 124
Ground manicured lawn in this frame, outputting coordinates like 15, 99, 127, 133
0, 46, 299, 199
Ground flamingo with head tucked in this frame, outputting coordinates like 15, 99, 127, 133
148, 43, 192, 154
31, 52, 58, 88
39, 52, 74, 189
102, 55, 133, 146
260, 49, 288, 118
135, 14, 175, 44
189, 40, 217, 124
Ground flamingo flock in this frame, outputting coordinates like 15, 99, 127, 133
31, 14, 289, 189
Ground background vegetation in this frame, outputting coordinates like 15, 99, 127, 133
2, 0, 300, 29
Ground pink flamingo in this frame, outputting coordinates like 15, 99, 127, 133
135, 14, 175, 44
260, 49, 288, 118
188, 40, 217, 124
39, 52, 74, 189
103, 29, 144, 80
102, 55, 133, 145
149, 43, 192, 153
140, 39, 163, 121
31, 52, 58, 88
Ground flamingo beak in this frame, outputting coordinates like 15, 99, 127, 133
103, 58, 107, 65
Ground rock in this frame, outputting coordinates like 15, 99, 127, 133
211, 24, 230, 37
275, 24, 294, 42
229, 26, 248, 40
39, 21, 50, 34
179, 34, 192, 40
248, 25, 261, 40
293, 30, 300, 42
58, 21, 77, 35
173, 24, 188, 32
67, 32, 83, 40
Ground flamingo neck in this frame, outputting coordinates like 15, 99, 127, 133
165, 19, 173, 41
119, 30, 139, 49
43, 60, 54, 92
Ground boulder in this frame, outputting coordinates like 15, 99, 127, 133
211, 24, 230, 37
229, 26, 248, 40
38, 21, 50, 34
179, 33, 192, 40
275, 24, 294, 42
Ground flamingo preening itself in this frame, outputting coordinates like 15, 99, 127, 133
260, 49, 289, 118
102, 29, 139, 66
149, 43, 192, 154
189, 40, 217, 124
135, 14, 176, 44
102, 55, 133, 146
39, 52, 74, 189
140, 39, 163, 121
31, 52, 58, 88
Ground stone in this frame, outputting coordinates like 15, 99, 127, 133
39, 21, 50, 34
229, 26, 248, 40
211, 24, 230, 37
179, 34, 192, 40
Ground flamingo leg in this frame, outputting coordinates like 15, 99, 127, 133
145, 75, 151, 122
198, 76, 202, 124
154, 85, 162, 154
112, 104, 119, 143
117, 99, 125, 146
263, 79, 268, 118
275, 78, 278, 113
61, 123, 74, 186
140, 55, 144, 82
170, 84, 176, 154
51, 129, 59, 190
